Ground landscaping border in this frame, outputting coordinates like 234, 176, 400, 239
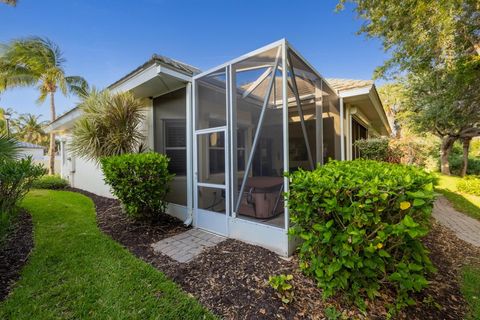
0, 210, 34, 301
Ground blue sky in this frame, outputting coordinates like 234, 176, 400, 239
0, 0, 388, 121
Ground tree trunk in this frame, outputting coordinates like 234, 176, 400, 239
440, 136, 456, 175
48, 92, 56, 175
460, 137, 472, 177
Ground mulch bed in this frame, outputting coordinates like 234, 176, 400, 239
0, 210, 34, 301
73, 188, 480, 319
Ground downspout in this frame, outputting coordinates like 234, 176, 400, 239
184, 81, 193, 226
340, 96, 345, 161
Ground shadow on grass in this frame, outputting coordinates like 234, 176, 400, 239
436, 189, 480, 222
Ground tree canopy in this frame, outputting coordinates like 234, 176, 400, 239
339, 0, 480, 174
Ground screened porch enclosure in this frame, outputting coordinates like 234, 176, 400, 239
193, 40, 337, 245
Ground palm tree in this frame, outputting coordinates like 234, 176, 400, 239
0, 37, 88, 174
70, 89, 146, 162
1, 0, 17, 6
12, 113, 48, 146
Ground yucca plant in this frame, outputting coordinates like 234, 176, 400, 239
69, 89, 146, 162
0, 134, 19, 161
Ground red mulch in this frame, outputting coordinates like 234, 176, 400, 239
0, 210, 34, 301
72, 188, 480, 319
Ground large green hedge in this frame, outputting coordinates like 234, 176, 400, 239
286, 160, 436, 313
100, 153, 174, 219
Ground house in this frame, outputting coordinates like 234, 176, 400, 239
17, 141, 45, 160
46, 39, 391, 256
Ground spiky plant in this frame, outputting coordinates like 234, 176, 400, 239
0, 37, 88, 174
0, 134, 19, 160
70, 89, 146, 162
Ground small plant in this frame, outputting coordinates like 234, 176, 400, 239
100, 153, 174, 219
457, 176, 480, 196
324, 305, 344, 320
31, 175, 69, 189
268, 274, 294, 304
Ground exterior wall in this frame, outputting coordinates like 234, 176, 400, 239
153, 87, 188, 207
18, 147, 44, 160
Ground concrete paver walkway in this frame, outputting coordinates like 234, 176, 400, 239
151, 228, 225, 263
433, 196, 480, 247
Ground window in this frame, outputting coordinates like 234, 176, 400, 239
208, 131, 225, 174
351, 118, 368, 159
164, 120, 186, 176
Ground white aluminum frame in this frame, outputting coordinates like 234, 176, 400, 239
193, 66, 230, 236
191, 39, 335, 255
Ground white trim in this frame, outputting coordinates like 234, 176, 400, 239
340, 97, 345, 161
197, 182, 226, 189
338, 86, 371, 98
45, 108, 82, 133
194, 126, 228, 135
282, 41, 289, 232
157, 65, 193, 82
186, 82, 194, 225
110, 64, 159, 93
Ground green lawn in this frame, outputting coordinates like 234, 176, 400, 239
461, 266, 480, 320
0, 189, 214, 319
436, 174, 480, 221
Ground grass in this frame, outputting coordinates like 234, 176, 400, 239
0, 189, 214, 319
435, 174, 480, 221
461, 266, 480, 320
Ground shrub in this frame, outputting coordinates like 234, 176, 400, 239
457, 176, 480, 196
31, 175, 69, 189
354, 138, 391, 162
447, 155, 480, 176
100, 153, 174, 219
287, 160, 436, 313
0, 157, 45, 242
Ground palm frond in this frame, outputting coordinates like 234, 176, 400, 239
65, 76, 89, 98
0, 134, 20, 160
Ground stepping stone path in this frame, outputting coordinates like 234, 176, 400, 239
433, 196, 480, 247
151, 229, 225, 263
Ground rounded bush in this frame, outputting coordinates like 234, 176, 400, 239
100, 153, 174, 219
31, 175, 69, 189
286, 160, 436, 312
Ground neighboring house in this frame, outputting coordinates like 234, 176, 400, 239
17, 141, 45, 160
46, 39, 391, 256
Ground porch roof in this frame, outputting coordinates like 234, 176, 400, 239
328, 78, 391, 136
46, 54, 198, 133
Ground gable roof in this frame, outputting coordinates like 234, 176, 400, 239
326, 78, 373, 92
108, 54, 200, 89
18, 141, 45, 149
